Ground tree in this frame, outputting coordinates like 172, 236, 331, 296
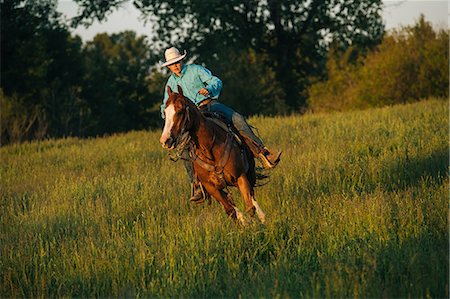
72, 0, 385, 112
1, 0, 60, 104
356, 15, 449, 107
1, 0, 165, 144
308, 15, 449, 112
307, 46, 361, 112
81, 31, 160, 135
218, 49, 287, 116
1, 0, 86, 142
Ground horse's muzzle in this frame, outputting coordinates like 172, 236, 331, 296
161, 136, 176, 149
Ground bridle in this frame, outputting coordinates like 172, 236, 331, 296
178, 105, 190, 137
168, 103, 192, 161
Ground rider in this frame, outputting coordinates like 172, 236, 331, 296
160, 46, 281, 202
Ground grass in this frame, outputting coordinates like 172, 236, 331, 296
1, 98, 448, 297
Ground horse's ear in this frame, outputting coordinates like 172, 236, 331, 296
177, 85, 184, 96
167, 85, 173, 97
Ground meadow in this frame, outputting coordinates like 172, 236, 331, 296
1, 98, 448, 297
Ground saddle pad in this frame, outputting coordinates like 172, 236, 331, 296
205, 115, 243, 146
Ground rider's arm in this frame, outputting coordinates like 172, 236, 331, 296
196, 65, 222, 98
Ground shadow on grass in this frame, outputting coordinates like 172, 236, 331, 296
367, 232, 449, 298
184, 231, 448, 298
311, 149, 449, 197
380, 149, 448, 192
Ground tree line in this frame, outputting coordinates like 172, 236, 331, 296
1, 0, 447, 144
1, 0, 165, 144
308, 15, 449, 112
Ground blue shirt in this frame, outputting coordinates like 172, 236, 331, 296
160, 64, 222, 119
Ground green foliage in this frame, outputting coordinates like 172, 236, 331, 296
307, 47, 361, 112
1, 0, 86, 141
0, 91, 48, 144
0, 0, 387, 143
1, 0, 164, 143
218, 49, 287, 116
72, 0, 385, 110
1, 99, 447, 297
1, 0, 57, 101
81, 31, 160, 135
70, 0, 126, 27
308, 16, 449, 112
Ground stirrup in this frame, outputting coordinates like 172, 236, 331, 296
259, 150, 281, 169
190, 183, 209, 204
190, 190, 204, 203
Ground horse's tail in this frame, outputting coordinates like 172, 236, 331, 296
254, 166, 269, 187
243, 146, 269, 187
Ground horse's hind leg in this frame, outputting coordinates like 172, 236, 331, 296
251, 196, 266, 224
237, 176, 266, 224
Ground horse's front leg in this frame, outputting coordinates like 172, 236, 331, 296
202, 182, 246, 224
236, 175, 266, 224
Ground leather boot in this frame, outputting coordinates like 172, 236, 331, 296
238, 133, 281, 169
190, 182, 205, 203
258, 147, 281, 169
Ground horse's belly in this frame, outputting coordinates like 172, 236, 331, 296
194, 164, 237, 189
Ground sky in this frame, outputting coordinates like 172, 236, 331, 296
57, 0, 448, 42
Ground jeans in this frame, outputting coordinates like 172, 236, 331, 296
208, 100, 264, 146
182, 149, 194, 182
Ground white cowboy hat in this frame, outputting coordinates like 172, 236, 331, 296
161, 47, 187, 67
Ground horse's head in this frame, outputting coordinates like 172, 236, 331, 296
160, 85, 193, 149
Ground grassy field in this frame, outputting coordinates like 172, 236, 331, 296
1, 98, 448, 297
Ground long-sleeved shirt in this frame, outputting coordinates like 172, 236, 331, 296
160, 64, 222, 119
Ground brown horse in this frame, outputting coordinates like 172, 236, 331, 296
159, 85, 266, 224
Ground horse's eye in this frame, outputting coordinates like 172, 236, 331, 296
177, 111, 184, 116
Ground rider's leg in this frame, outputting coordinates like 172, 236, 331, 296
182, 149, 205, 203
208, 101, 281, 169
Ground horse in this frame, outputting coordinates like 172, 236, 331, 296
159, 85, 266, 224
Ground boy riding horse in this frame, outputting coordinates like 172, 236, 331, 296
159, 47, 281, 202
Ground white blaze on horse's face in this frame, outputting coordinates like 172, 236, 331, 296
160, 104, 176, 149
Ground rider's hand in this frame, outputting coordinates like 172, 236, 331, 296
198, 88, 209, 96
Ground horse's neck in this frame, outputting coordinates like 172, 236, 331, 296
195, 115, 215, 150
192, 111, 214, 154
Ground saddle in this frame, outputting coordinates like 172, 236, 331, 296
201, 109, 264, 161
201, 110, 244, 146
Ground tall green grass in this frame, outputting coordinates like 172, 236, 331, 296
1, 98, 448, 297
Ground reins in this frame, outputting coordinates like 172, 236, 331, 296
168, 105, 191, 162
168, 103, 237, 181
190, 132, 234, 176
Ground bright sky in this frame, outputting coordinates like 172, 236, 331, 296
57, 0, 448, 42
